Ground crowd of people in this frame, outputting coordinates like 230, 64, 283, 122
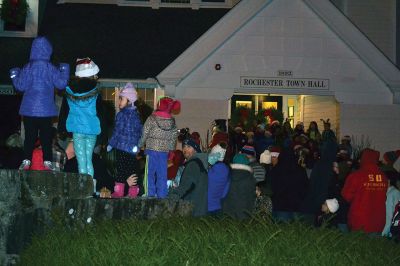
1, 36, 400, 241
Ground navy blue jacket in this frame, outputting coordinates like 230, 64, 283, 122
10, 37, 69, 117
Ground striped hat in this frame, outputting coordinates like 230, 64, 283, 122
241, 145, 256, 156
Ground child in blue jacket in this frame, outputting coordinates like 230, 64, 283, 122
107, 83, 143, 198
58, 58, 103, 195
10, 36, 69, 171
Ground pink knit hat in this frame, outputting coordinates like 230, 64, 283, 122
154, 97, 181, 118
119, 83, 137, 104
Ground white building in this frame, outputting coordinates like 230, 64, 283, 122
157, 0, 400, 163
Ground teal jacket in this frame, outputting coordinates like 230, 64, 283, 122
66, 86, 100, 135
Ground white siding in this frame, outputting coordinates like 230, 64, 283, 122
174, 99, 230, 146
340, 103, 400, 169
177, 0, 393, 104
301, 95, 339, 136
345, 0, 396, 63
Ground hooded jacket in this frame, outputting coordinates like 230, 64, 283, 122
58, 78, 104, 136
139, 114, 178, 152
301, 140, 337, 214
342, 149, 388, 233
108, 106, 142, 154
169, 154, 208, 217
222, 163, 256, 219
10, 37, 70, 117
208, 162, 230, 212
271, 148, 309, 212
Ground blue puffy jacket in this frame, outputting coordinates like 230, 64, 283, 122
66, 87, 100, 135
10, 36, 70, 117
208, 162, 230, 212
109, 106, 142, 154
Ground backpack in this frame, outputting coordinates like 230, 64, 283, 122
390, 200, 400, 240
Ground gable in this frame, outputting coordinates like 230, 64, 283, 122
158, 0, 400, 104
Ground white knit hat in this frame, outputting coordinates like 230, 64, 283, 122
325, 198, 339, 213
75, 57, 99, 77
259, 150, 271, 164
210, 144, 226, 162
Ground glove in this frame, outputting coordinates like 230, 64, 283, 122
167, 180, 173, 189
10, 68, 20, 79
59, 63, 69, 72
132, 146, 138, 153
106, 145, 112, 152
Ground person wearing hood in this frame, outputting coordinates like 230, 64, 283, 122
139, 96, 180, 198
271, 148, 308, 222
342, 148, 388, 233
58, 57, 104, 195
301, 139, 338, 220
207, 143, 230, 215
10, 36, 70, 171
222, 153, 256, 220
107, 83, 143, 198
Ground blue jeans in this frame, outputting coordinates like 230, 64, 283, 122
73, 133, 97, 177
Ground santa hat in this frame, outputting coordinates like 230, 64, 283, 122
119, 83, 137, 104
269, 146, 281, 158
325, 198, 339, 213
383, 150, 400, 165
75, 57, 99, 78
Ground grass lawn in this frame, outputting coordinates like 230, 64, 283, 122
19, 217, 399, 265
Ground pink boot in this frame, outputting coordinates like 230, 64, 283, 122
127, 186, 139, 198
112, 182, 125, 198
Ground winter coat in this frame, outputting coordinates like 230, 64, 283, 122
109, 106, 142, 154
58, 78, 104, 137
208, 162, 230, 212
301, 140, 337, 214
222, 164, 256, 220
342, 149, 388, 233
382, 186, 400, 237
249, 159, 266, 182
270, 149, 309, 212
169, 155, 208, 217
139, 114, 178, 152
10, 37, 70, 117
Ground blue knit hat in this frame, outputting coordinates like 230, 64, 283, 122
183, 138, 201, 153
233, 154, 250, 165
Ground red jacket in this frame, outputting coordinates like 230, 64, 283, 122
341, 149, 388, 233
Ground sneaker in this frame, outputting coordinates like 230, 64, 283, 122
43, 161, 55, 171
19, 159, 31, 170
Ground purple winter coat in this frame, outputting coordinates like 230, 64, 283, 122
109, 106, 143, 154
10, 36, 70, 117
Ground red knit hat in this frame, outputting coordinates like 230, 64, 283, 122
383, 150, 400, 165
157, 97, 181, 114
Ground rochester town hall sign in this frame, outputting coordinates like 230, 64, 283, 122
240, 76, 329, 90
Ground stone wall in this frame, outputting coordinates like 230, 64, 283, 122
0, 169, 192, 265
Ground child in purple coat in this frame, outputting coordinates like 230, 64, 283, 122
10, 36, 69, 171
107, 83, 143, 197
